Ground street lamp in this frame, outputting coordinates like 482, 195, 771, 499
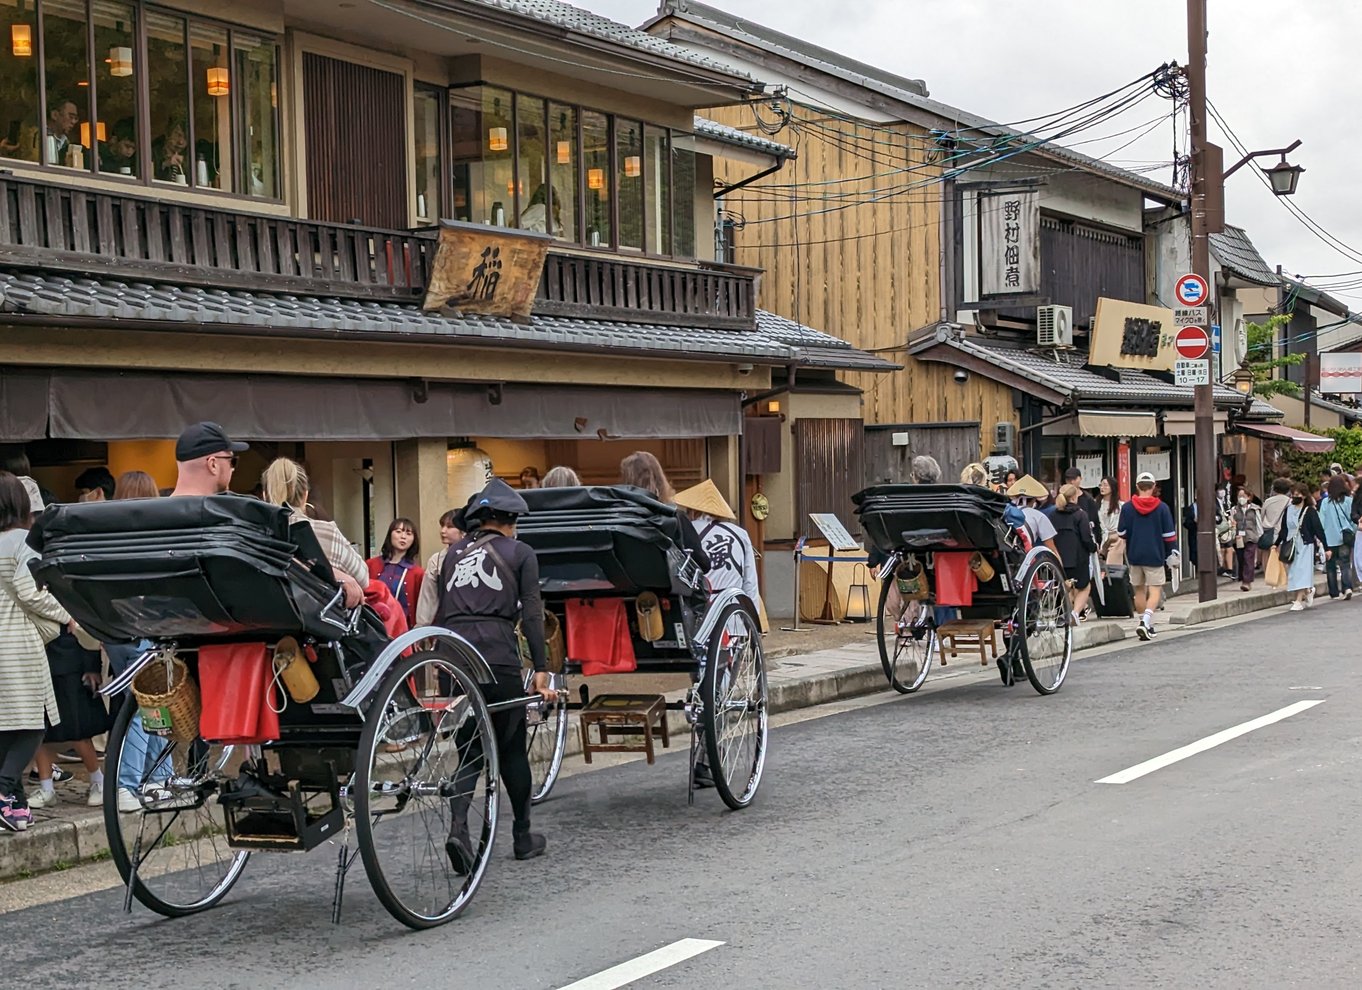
1230, 366, 1255, 395
1222, 139, 1305, 197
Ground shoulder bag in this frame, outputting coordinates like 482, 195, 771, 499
1329, 500, 1355, 547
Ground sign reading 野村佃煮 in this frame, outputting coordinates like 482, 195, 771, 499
978, 189, 1039, 296
422, 219, 552, 320
1088, 297, 1179, 373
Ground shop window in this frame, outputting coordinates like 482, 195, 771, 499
515, 93, 546, 231
670, 132, 696, 259
548, 103, 577, 241
0, 1, 40, 164
413, 84, 442, 223
93, 3, 137, 177
615, 118, 642, 250
644, 124, 669, 255
41, 0, 89, 169
188, 22, 230, 191
235, 30, 278, 199
146, 10, 189, 184
451, 84, 514, 227
582, 109, 610, 247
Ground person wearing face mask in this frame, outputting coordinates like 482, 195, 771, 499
1232, 488, 1264, 591
1277, 482, 1325, 611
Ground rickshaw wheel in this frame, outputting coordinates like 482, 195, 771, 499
875, 576, 934, 694
701, 601, 768, 811
103, 695, 249, 917
355, 650, 500, 930
522, 668, 568, 804
1016, 551, 1074, 695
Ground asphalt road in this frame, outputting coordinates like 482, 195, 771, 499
3, 602, 1359, 990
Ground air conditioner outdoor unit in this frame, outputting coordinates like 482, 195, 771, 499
1037, 304, 1074, 347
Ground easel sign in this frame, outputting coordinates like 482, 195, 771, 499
808, 513, 859, 552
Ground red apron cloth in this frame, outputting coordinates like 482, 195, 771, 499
934, 552, 978, 607
197, 643, 280, 745
566, 598, 637, 676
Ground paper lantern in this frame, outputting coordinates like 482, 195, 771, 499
11, 24, 32, 57
206, 66, 229, 97
109, 46, 133, 77
623, 155, 641, 178
79, 121, 107, 147
556, 140, 571, 165
447, 446, 494, 516
587, 167, 604, 190
487, 126, 508, 152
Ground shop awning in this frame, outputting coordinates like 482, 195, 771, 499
1235, 423, 1336, 452
1075, 410, 1159, 438
1161, 410, 1227, 436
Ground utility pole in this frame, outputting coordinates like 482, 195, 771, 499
1187, 0, 1221, 602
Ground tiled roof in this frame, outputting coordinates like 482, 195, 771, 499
0, 269, 887, 372
694, 115, 795, 159
454, 0, 759, 84
654, 1, 1182, 203
1209, 226, 1279, 286
914, 324, 1281, 418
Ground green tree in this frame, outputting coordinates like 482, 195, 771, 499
1244, 314, 1303, 398
1279, 426, 1362, 481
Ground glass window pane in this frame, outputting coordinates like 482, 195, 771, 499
0, 0, 40, 164
413, 85, 441, 222
235, 31, 278, 198
582, 110, 610, 247
93, 1, 138, 177
515, 94, 546, 231
147, 11, 189, 185
450, 85, 512, 227
616, 118, 642, 250
548, 103, 578, 242
671, 132, 696, 259
645, 125, 669, 254
189, 22, 230, 191
41, 0, 91, 170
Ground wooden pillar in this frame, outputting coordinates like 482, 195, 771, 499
395, 438, 449, 554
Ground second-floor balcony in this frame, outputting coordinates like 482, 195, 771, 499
0, 172, 757, 330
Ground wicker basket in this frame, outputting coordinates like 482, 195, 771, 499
131, 655, 201, 745
543, 612, 566, 674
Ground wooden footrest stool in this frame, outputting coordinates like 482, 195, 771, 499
579, 694, 671, 765
935, 619, 999, 667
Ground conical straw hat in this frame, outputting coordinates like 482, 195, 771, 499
673, 479, 736, 521
1005, 474, 1048, 499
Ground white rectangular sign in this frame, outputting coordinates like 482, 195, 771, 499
808, 513, 860, 552
979, 189, 1040, 296
1139, 450, 1172, 481
1174, 359, 1210, 386
1074, 454, 1104, 489
1320, 352, 1362, 394
1174, 307, 1208, 327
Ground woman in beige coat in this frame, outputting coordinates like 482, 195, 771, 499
0, 471, 68, 832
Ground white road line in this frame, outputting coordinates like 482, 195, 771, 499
554, 939, 724, 990
1096, 699, 1326, 784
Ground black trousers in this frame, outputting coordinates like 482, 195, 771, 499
455, 669, 532, 829
0, 729, 45, 807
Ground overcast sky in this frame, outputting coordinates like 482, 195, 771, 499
589, 0, 1362, 303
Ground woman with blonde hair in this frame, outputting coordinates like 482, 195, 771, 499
960, 463, 989, 487
261, 458, 368, 607
111, 471, 159, 500
541, 465, 581, 488
1044, 483, 1098, 621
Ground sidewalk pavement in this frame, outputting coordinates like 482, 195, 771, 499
0, 574, 1333, 884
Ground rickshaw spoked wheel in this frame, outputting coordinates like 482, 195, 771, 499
354, 649, 500, 930
103, 695, 249, 918
522, 668, 568, 804
875, 575, 934, 694
700, 601, 768, 811
1015, 552, 1074, 695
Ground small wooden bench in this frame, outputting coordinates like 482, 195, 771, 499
935, 619, 999, 667
579, 694, 670, 765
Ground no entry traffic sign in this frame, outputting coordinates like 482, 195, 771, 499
1174, 272, 1209, 307
1175, 325, 1210, 360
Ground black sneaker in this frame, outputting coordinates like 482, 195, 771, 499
692, 762, 716, 789
445, 826, 475, 876
513, 830, 547, 861
1136, 620, 1152, 641
28, 767, 73, 784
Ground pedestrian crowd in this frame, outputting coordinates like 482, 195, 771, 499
0, 426, 759, 838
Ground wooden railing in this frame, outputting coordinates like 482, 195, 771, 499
0, 172, 758, 327
535, 253, 756, 329
0, 173, 435, 299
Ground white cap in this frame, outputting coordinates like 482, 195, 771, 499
1135, 471, 1156, 485
19, 476, 44, 514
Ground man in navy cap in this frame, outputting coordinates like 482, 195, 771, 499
439, 479, 554, 868
171, 421, 249, 497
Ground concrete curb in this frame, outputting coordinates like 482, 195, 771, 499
1170, 578, 1329, 626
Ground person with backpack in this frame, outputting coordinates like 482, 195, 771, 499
1117, 472, 1178, 641
1319, 475, 1355, 601
437, 479, 555, 868
673, 480, 762, 616
1045, 484, 1099, 622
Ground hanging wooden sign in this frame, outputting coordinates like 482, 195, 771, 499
422, 220, 552, 322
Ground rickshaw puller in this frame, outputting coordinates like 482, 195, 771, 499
438, 480, 555, 870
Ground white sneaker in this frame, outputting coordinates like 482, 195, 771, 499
1289, 601, 1305, 612
86, 782, 104, 807
26, 788, 59, 809
117, 788, 142, 813
1306, 588, 1316, 608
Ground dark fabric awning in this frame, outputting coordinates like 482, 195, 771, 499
1236, 423, 1335, 452
5, 369, 742, 441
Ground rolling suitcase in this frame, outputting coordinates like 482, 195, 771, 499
1095, 563, 1134, 617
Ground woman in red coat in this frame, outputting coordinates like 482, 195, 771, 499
366, 518, 424, 627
